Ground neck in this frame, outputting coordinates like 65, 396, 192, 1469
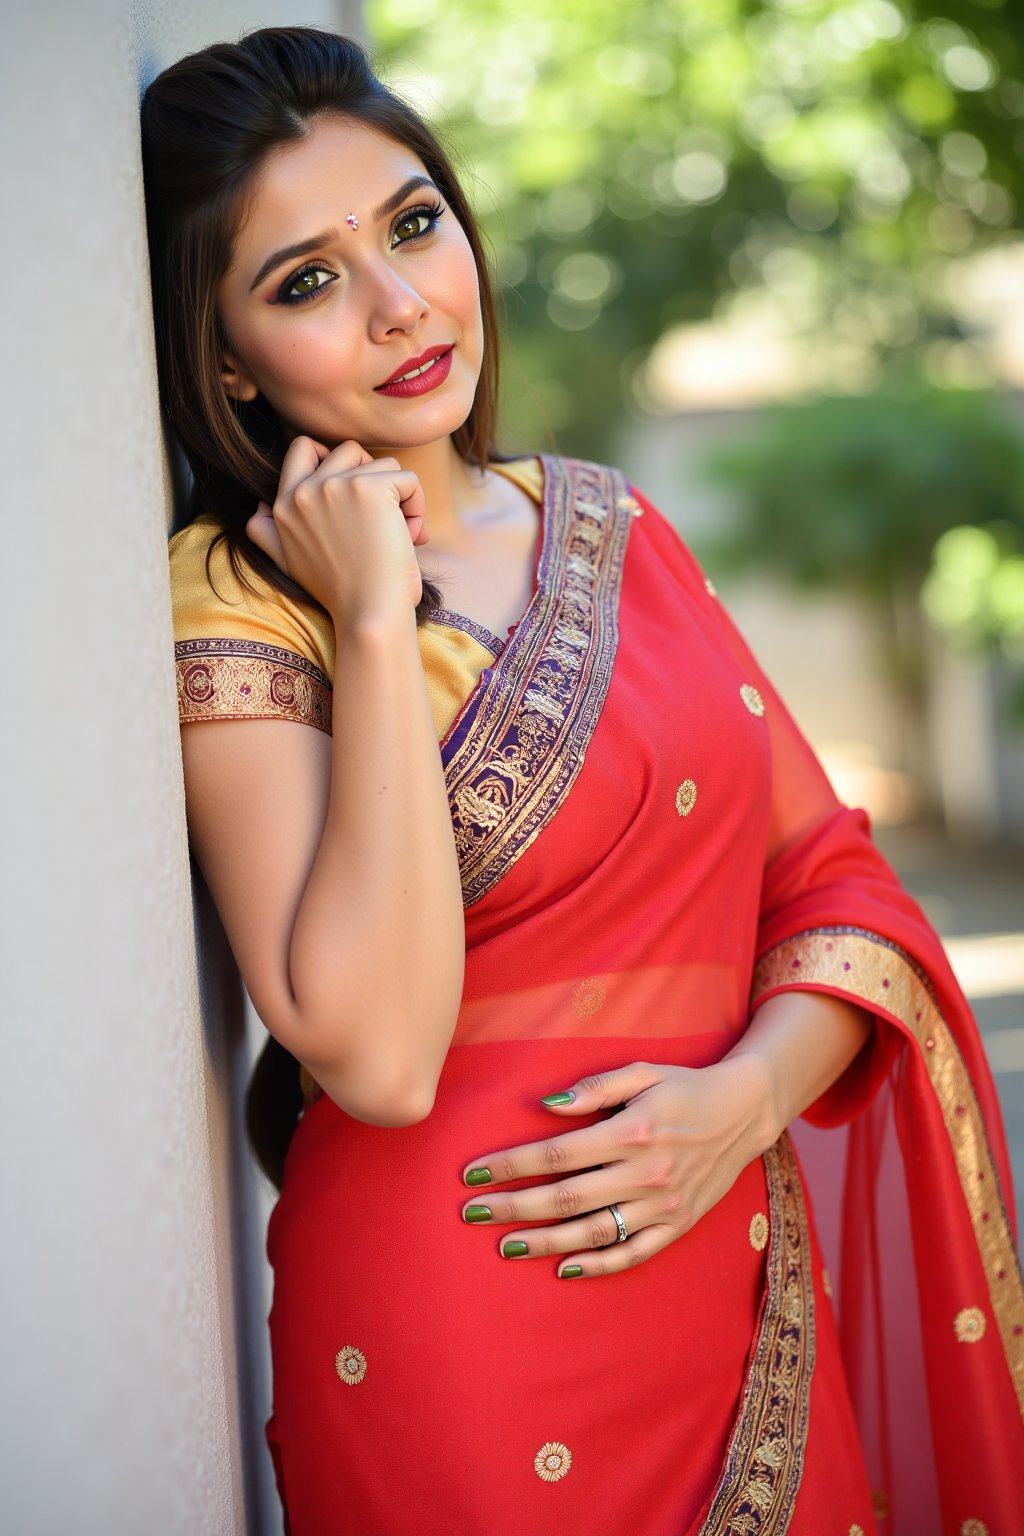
369, 435, 486, 552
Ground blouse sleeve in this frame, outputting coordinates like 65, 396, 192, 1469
168, 517, 335, 737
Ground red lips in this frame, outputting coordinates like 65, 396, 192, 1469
375, 343, 453, 389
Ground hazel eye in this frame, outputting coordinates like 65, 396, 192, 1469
278, 264, 336, 305
394, 211, 432, 242
391, 201, 447, 247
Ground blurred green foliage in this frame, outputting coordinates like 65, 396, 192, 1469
368, 0, 1024, 457
697, 382, 1024, 599
923, 524, 1024, 656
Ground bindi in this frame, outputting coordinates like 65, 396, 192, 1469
346, 212, 359, 229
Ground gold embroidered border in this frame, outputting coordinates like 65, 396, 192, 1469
700, 1132, 815, 1535
445, 455, 638, 908
175, 638, 332, 735
752, 927, 1024, 1418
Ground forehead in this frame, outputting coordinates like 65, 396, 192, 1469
234, 117, 429, 253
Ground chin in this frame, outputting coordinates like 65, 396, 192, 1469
368, 401, 477, 452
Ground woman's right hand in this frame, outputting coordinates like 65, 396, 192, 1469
246, 436, 428, 626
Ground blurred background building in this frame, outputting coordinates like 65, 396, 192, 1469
2, 0, 1021, 1531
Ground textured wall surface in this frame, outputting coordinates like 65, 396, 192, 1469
1, 2, 359, 1531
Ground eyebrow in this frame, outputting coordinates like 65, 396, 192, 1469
248, 175, 440, 291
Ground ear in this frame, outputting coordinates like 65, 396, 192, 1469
220, 348, 259, 404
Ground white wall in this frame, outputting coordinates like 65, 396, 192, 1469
1, 2, 359, 1531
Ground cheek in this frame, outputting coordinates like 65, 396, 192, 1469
436, 244, 483, 334
249, 321, 359, 394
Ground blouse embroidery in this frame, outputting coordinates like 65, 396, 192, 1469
175, 636, 332, 734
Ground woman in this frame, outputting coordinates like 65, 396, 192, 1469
144, 25, 1023, 1536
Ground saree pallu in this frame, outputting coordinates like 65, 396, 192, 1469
172, 455, 1023, 1533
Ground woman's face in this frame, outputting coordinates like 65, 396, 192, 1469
216, 115, 483, 451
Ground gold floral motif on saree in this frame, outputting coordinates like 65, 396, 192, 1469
748, 1212, 769, 1252
698, 1132, 815, 1535
751, 927, 1024, 1418
335, 1344, 367, 1385
954, 1306, 987, 1343
571, 977, 607, 1017
533, 1441, 572, 1482
444, 457, 637, 909
175, 637, 332, 734
740, 684, 766, 718
675, 778, 698, 817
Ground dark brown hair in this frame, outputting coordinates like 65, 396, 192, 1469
141, 26, 505, 1189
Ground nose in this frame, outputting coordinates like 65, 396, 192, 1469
365, 261, 429, 341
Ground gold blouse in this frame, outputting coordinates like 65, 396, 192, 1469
168, 456, 544, 740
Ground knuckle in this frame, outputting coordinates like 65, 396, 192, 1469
628, 1246, 648, 1269
587, 1218, 610, 1249
662, 1192, 685, 1216
621, 1116, 654, 1150
533, 1231, 556, 1257
290, 481, 315, 516
543, 1141, 568, 1174
499, 1156, 518, 1182
575, 1073, 607, 1097
553, 1183, 582, 1218
502, 1198, 519, 1223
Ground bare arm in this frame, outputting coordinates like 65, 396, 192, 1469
181, 438, 465, 1126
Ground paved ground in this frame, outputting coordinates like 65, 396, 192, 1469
875, 822, 1024, 1244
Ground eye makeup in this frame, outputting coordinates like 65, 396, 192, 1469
274, 199, 448, 306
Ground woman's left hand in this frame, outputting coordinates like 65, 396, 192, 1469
460, 1057, 778, 1277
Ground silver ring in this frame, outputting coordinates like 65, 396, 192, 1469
608, 1204, 628, 1242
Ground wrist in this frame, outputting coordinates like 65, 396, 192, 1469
714, 1048, 782, 1157
331, 603, 418, 649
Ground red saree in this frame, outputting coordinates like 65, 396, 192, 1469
228, 456, 1021, 1533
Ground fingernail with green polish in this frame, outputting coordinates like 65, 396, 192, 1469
541, 1091, 575, 1106
465, 1167, 492, 1186
463, 1205, 492, 1223
559, 1264, 584, 1278
502, 1239, 529, 1258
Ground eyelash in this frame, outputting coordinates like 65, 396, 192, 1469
276, 199, 448, 305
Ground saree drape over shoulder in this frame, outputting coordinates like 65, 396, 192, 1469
168, 455, 1024, 1536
